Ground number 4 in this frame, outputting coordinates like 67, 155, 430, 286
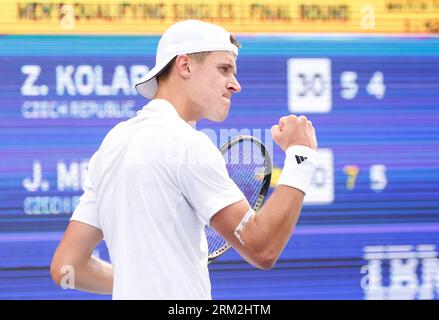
367, 71, 385, 99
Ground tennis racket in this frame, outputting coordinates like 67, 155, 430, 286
206, 135, 272, 264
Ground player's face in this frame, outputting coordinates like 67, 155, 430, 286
188, 51, 241, 122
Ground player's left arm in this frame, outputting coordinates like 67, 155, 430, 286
50, 220, 113, 295
210, 185, 305, 270
210, 115, 317, 270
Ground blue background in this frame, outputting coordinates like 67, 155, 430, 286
1, 35, 438, 299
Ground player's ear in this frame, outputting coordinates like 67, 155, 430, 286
175, 54, 192, 79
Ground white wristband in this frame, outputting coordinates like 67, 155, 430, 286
277, 145, 318, 195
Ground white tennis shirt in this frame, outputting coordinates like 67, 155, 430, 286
70, 99, 245, 299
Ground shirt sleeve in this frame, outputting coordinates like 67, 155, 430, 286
70, 151, 101, 230
177, 133, 245, 226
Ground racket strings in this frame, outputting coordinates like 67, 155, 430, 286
228, 140, 266, 209
206, 139, 269, 256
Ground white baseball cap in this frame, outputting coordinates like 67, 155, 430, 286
135, 20, 239, 99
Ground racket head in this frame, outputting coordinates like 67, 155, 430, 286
206, 135, 272, 263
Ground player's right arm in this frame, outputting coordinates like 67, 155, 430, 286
50, 220, 114, 294
210, 115, 318, 270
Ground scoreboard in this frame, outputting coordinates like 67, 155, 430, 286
1, 34, 439, 299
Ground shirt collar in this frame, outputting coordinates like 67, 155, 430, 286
137, 99, 196, 129
138, 99, 181, 118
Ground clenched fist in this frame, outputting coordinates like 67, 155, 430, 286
271, 115, 318, 152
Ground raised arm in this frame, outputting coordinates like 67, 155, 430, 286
210, 115, 318, 269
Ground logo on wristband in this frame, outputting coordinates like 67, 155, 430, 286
295, 155, 308, 165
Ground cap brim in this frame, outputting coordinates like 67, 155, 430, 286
135, 56, 176, 99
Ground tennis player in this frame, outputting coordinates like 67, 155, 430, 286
50, 20, 318, 299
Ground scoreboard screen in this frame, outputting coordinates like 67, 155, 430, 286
0, 35, 438, 299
